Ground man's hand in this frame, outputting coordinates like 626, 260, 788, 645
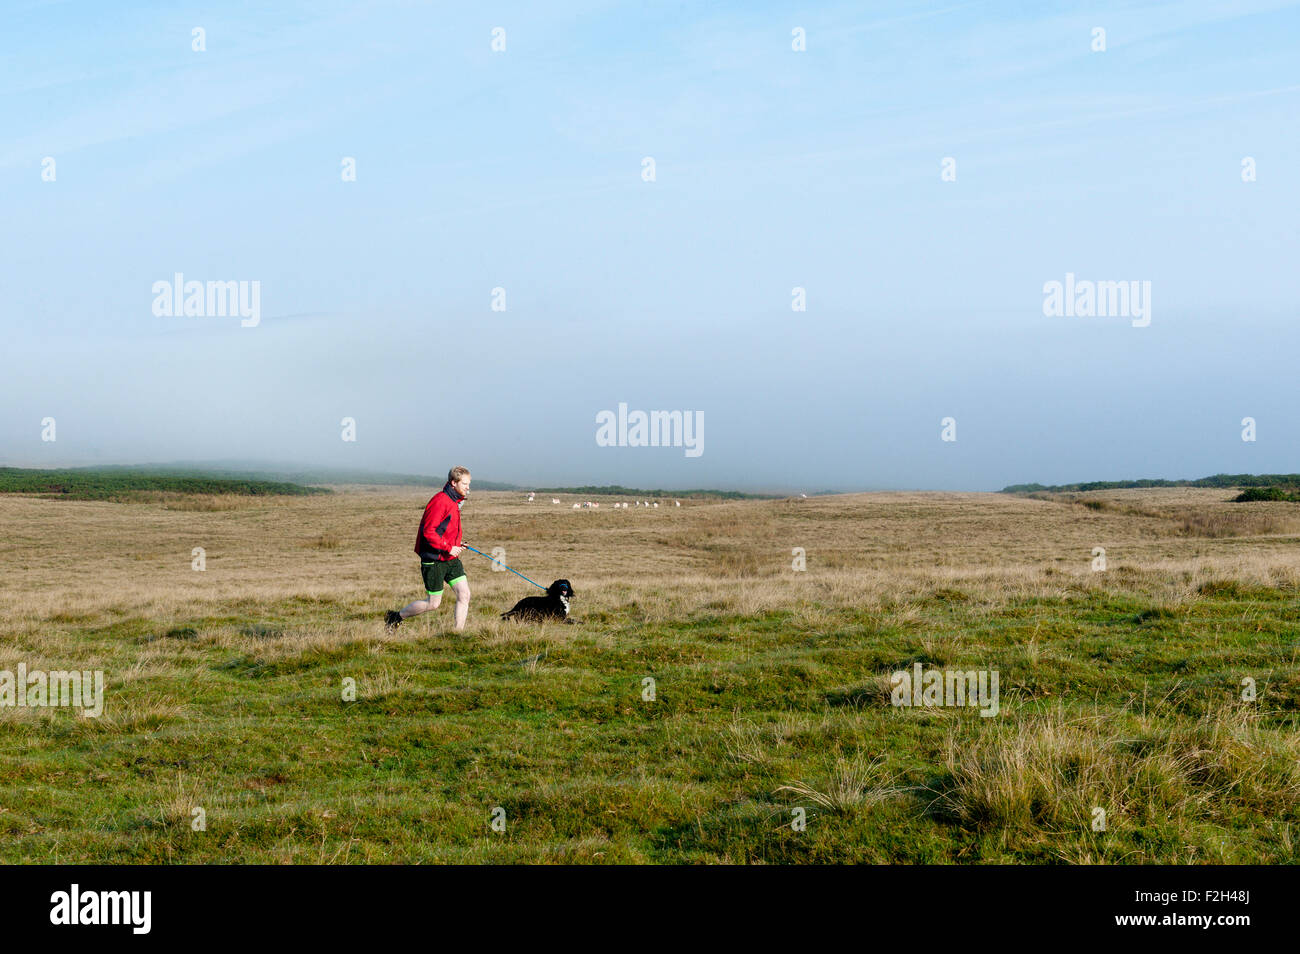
449, 546, 465, 558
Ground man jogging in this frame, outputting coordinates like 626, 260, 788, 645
385, 466, 472, 631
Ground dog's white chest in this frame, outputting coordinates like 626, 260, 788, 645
559, 595, 569, 616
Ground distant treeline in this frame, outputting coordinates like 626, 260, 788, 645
0, 467, 329, 500
1002, 474, 1300, 494
530, 485, 775, 500
70, 462, 518, 490
0, 465, 771, 500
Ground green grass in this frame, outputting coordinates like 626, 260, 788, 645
3, 587, 1298, 863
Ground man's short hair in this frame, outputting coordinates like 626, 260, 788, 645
448, 466, 471, 484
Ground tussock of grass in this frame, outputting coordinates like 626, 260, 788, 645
933, 704, 1300, 833
776, 754, 908, 814
824, 684, 892, 711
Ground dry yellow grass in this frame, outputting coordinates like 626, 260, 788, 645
3, 486, 1297, 635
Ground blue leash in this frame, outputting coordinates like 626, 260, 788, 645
462, 545, 547, 590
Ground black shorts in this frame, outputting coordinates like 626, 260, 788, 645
420, 557, 466, 596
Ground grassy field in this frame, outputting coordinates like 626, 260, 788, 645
1, 486, 1298, 863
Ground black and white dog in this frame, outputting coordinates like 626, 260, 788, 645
501, 580, 575, 622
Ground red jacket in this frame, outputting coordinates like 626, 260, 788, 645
414, 483, 465, 561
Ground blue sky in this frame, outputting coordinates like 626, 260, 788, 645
2, 0, 1298, 490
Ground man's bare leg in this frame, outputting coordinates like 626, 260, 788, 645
451, 579, 471, 631
400, 591, 442, 619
